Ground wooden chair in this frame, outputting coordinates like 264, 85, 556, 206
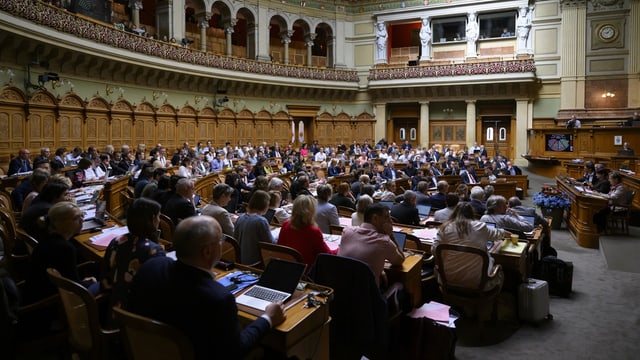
0, 207, 28, 279
258, 242, 305, 269
221, 234, 241, 264
158, 214, 175, 243
434, 243, 503, 321
112, 307, 194, 360
607, 189, 636, 235
329, 224, 344, 236
46, 268, 120, 360
337, 206, 354, 217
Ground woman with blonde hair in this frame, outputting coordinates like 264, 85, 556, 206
352, 194, 373, 226
277, 194, 337, 269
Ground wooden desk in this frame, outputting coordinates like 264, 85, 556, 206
193, 172, 223, 203
102, 175, 130, 219
620, 171, 640, 210
384, 254, 423, 308
497, 175, 529, 197
73, 234, 332, 360
556, 177, 607, 248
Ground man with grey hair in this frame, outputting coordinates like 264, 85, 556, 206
161, 178, 196, 225
480, 195, 534, 232
390, 190, 420, 226
469, 186, 486, 217
201, 183, 235, 236
128, 216, 285, 359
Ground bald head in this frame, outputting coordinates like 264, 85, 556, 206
173, 216, 223, 266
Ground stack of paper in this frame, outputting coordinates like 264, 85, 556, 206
88, 226, 129, 250
408, 301, 458, 328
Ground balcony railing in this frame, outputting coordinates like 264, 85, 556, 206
0, 0, 359, 83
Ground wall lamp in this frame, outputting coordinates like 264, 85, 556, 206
601, 91, 615, 98
442, 108, 454, 114
213, 88, 228, 108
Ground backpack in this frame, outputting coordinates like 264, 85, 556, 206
535, 256, 573, 297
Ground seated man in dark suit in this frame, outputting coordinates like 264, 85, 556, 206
618, 142, 634, 156
468, 186, 487, 218
128, 216, 286, 359
390, 190, 420, 226
161, 178, 196, 225
427, 180, 449, 211
8, 148, 33, 176
415, 181, 431, 206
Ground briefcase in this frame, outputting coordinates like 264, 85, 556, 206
402, 315, 457, 360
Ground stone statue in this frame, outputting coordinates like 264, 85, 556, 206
375, 22, 388, 63
516, 6, 532, 53
419, 17, 431, 61
466, 12, 479, 58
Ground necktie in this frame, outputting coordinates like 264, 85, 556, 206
469, 173, 475, 184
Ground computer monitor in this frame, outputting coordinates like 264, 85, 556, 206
392, 231, 407, 250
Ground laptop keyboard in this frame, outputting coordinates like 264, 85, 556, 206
244, 286, 288, 303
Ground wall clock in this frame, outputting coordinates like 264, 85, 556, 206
598, 24, 618, 42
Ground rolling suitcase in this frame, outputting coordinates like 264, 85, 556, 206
518, 278, 552, 322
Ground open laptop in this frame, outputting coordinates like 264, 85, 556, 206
235, 259, 306, 311
416, 204, 431, 221
521, 215, 536, 227
392, 231, 407, 250
81, 200, 106, 232
485, 222, 497, 229
263, 208, 276, 224
379, 201, 394, 210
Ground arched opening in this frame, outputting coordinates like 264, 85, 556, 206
237, 8, 256, 59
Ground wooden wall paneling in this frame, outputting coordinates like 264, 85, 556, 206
197, 107, 216, 143
335, 112, 353, 146
178, 105, 198, 145
57, 94, 85, 151
216, 108, 236, 147
314, 112, 333, 146
85, 97, 111, 151
355, 112, 375, 144
0, 87, 28, 159
272, 111, 292, 146
236, 109, 256, 145
134, 102, 157, 150
27, 92, 58, 154
111, 100, 135, 148
157, 103, 178, 151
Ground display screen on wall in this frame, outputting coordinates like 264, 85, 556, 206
545, 134, 573, 152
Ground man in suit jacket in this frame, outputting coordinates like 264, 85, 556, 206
460, 164, 478, 184
8, 148, 33, 176
469, 186, 487, 218
427, 180, 449, 210
390, 190, 420, 226
161, 178, 196, 225
415, 181, 431, 206
381, 161, 399, 181
128, 216, 285, 359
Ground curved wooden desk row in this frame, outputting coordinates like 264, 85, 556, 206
556, 177, 608, 249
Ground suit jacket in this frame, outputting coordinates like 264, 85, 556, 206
469, 199, 486, 217
427, 192, 447, 210
201, 202, 235, 236
460, 170, 478, 184
381, 167, 398, 181
329, 194, 356, 211
314, 201, 340, 234
416, 192, 430, 206
161, 193, 196, 225
128, 257, 271, 360
8, 157, 32, 176
390, 202, 420, 226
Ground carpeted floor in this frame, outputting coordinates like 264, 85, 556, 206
600, 227, 640, 273
454, 169, 640, 359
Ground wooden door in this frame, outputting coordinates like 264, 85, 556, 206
393, 118, 419, 147
481, 116, 512, 160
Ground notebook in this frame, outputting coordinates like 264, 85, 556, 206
379, 201, 394, 210
81, 200, 106, 232
392, 231, 407, 250
235, 259, 306, 311
416, 204, 432, 221
521, 215, 536, 227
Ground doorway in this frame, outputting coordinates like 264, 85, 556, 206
481, 116, 512, 160
393, 118, 419, 148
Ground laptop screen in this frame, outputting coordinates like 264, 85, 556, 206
379, 201, 394, 210
416, 204, 431, 217
263, 209, 276, 224
485, 222, 496, 229
522, 215, 536, 226
392, 231, 407, 250
257, 259, 306, 293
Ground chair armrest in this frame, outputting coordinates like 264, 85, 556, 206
488, 264, 502, 278
423, 255, 434, 265
383, 282, 404, 320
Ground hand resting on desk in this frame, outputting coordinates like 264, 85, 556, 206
265, 302, 286, 327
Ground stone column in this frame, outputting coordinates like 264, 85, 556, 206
419, 101, 430, 148
629, 0, 640, 107
515, 99, 530, 166
465, 100, 477, 149
224, 19, 237, 57
560, 1, 587, 109
129, 0, 143, 28
305, 33, 317, 67
280, 30, 293, 64
198, 15, 210, 52
333, 19, 347, 68
256, 4, 271, 62
374, 103, 387, 142
326, 35, 335, 68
